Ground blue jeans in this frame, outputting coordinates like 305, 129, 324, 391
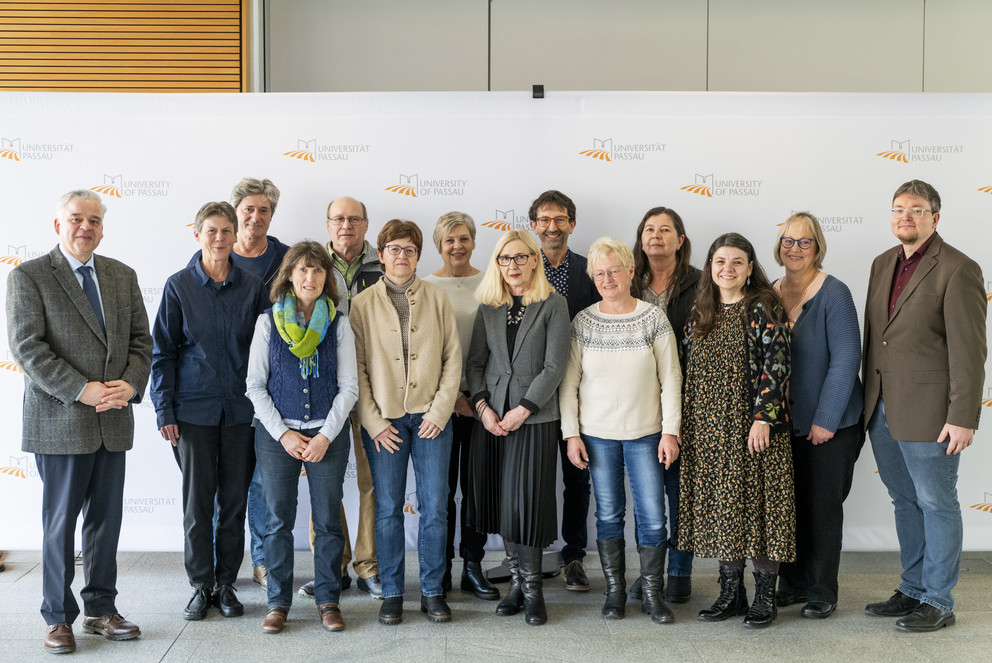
663, 456, 694, 577
584, 434, 668, 547
255, 424, 350, 608
247, 466, 266, 567
869, 399, 962, 611
362, 413, 452, 598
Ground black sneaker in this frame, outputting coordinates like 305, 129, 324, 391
562, 560, 590, 592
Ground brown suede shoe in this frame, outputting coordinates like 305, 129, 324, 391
261, 607, 289, 633
44, 623, 75, 654
319, 604, 345, 632
82, 612, 140, 640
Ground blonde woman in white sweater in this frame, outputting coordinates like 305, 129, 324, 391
560, 237, 682, 625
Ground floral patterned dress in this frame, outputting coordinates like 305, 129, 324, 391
676, 300, 796, 562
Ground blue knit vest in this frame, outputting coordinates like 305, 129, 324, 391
266, 309, 339, 424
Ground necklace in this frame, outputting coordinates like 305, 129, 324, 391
507, 302, 527, 326
781, 272, 820, 318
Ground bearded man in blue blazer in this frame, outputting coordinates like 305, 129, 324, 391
7, 190, 152, 654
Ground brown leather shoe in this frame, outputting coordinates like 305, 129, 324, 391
261, 607, 289, 633
82, 612, 140, 640
252, 565, 268, 588
318, 604, 345, 632
44, 623, 76, 654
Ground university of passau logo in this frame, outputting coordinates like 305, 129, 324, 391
283, 138, 370, 163
875, 139, 963, 163
384, 174, 466, 198
481, 209, 530, 232
681, 174, 762, 198
90, 174, 170, 198
979, 185, 992, 196
0, 360, 22, 374
1, 137, 74, 162
0, 455, 35, 480
969, 492, 992, 514
578, 138, 666, 162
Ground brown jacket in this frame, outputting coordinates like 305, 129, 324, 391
350, 275, 461, 437
863, 233, 987, 441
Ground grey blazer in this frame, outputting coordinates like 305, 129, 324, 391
466, 293, 570, 425
6, 246, 152, 454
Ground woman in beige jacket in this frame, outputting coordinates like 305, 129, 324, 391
349, 219, 462, 627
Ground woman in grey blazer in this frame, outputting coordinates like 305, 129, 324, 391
465, 230, 570, 626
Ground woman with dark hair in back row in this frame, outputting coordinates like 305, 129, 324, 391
677, 232, 795, 629
629, 206, 701, 604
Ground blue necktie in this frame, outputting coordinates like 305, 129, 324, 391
77, 266, 106, 336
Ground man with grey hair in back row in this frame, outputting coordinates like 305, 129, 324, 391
7, 190, 152, 654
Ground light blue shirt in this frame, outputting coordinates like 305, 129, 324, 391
59, 244, 105, 323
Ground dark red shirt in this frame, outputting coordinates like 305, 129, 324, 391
888, 231, 938, 319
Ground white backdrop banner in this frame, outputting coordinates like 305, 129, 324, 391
1, 91, 991, 552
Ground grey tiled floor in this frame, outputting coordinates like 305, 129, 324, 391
1, 550, 990, 662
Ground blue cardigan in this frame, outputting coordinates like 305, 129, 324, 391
786, 274, 864, 436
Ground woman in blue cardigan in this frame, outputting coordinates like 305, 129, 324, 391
771, 212, 864, 620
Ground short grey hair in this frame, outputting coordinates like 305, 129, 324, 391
432, 211, 477, 253
230, 177, 280, 213
56, 190, 106, 222
194, 201, 238, 234
586, 236, 634, 275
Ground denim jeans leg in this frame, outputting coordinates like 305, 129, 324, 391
255, 424, 301, 609
622, 435, 668, 548
663, 456, 693, 576
409, 414, 452, 596
869, 399, 962, 611
306, 425, 350, 606
583, 435, 626, 542
362, 418, 413, 599
247, 464, 267, 567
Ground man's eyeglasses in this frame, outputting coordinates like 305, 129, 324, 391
780, 237, 815, 250
534, 216, 571, 229
383, 245, 419, 257
327, 216, 367, 226
496, 253, 533, 267
890, 208, 932, 219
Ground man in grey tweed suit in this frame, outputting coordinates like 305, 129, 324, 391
6, 190, 152, 654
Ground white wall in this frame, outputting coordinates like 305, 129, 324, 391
264, 0, 992, 93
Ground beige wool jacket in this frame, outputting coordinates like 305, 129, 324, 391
350, 275, 462, 437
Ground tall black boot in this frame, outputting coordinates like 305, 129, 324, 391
518, 545, 547, 626
495, 544, 523, 616
596, 539, 626, 619
743, 571, 778, 628
638, 545, 674, 624
698, 563, 749, 621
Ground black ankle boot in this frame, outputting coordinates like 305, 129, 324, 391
743, 571, 778, 628
495, 544, 523, 616
461, 561, 500, 600
518, 545, 547, 626
596, 539, 626, 619
638, 545, 674, 624
698, 563, 748, 622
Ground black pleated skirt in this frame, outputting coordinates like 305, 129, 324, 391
466, 419, 559, 548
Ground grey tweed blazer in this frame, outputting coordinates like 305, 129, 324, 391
6, 246, 152, 454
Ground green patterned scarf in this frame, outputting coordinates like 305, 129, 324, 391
272, 291, 336, 378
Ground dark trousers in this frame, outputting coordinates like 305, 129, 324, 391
558, 435, 590, 562
36, 445, 125, 625
778, 423, 864, 604
172, 420, 254, 588
446, 412, 488, 570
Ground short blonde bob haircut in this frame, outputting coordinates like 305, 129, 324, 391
773, 211, 826, 270
476, 230, 553, 308
586, 236, 635, 277
432, 211, 477, 253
